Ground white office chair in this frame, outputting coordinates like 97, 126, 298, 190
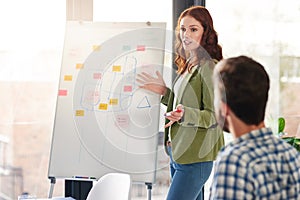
86, 173, 131, 200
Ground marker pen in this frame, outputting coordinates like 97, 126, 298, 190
175, 108, 182, 113
164, 108, 182, 117
73, 176, 97, 180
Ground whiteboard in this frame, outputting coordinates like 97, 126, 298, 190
48, 21, 167, 183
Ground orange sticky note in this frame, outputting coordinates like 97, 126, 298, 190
75, 110, 84, 116
64, 75, 73, 81
92, 45, 101, 51
109, 99, 118, 105
99, 103, 108, 110
76, 63, 84, 69
112, 65, 121, 72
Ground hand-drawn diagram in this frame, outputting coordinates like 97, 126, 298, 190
74, 45, 165, 132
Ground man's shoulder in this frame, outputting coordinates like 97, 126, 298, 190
217, 142, 252, 165
217, 131, 300, 168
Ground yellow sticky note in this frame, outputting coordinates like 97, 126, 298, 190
109, 99, 118, 105
64, 75, 73, 81
99, 103, 108, 110
112, 65, 121, 72
75, 110, 84, 116
92, 45, 101, 51
76, 63, 84, 69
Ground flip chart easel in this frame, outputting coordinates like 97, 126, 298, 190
47, 21, 167, 199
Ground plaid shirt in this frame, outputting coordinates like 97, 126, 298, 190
209, 127, 300, 200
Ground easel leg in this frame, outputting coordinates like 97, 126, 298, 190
145, 182, 152, 200
48, 177, 56, 198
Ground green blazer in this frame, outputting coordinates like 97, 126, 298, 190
161, 59, 224, 164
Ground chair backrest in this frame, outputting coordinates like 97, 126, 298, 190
86, 173, 131, 200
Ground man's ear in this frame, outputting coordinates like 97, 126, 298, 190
220, 101, 229, 117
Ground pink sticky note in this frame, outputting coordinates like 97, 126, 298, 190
58, 89, 68, 96
93, 72, 102, 80
137, 45, 145, 51
124, 85, 132, 92
115, 114, 130, 128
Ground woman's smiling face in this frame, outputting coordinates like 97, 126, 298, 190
180, 15, 204, 52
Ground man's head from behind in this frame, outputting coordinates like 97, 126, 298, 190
213, 55, 270, 132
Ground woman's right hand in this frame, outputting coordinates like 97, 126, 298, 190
136, 71, 167, 95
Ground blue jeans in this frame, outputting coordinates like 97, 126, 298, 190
166, 146, 213, 200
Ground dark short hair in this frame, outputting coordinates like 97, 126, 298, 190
214, 56, 270, 125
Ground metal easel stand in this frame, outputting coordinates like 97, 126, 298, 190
48, 177, 56, 198
145, 182, 152, 200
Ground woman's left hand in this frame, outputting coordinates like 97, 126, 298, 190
164, 104, 184, 128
